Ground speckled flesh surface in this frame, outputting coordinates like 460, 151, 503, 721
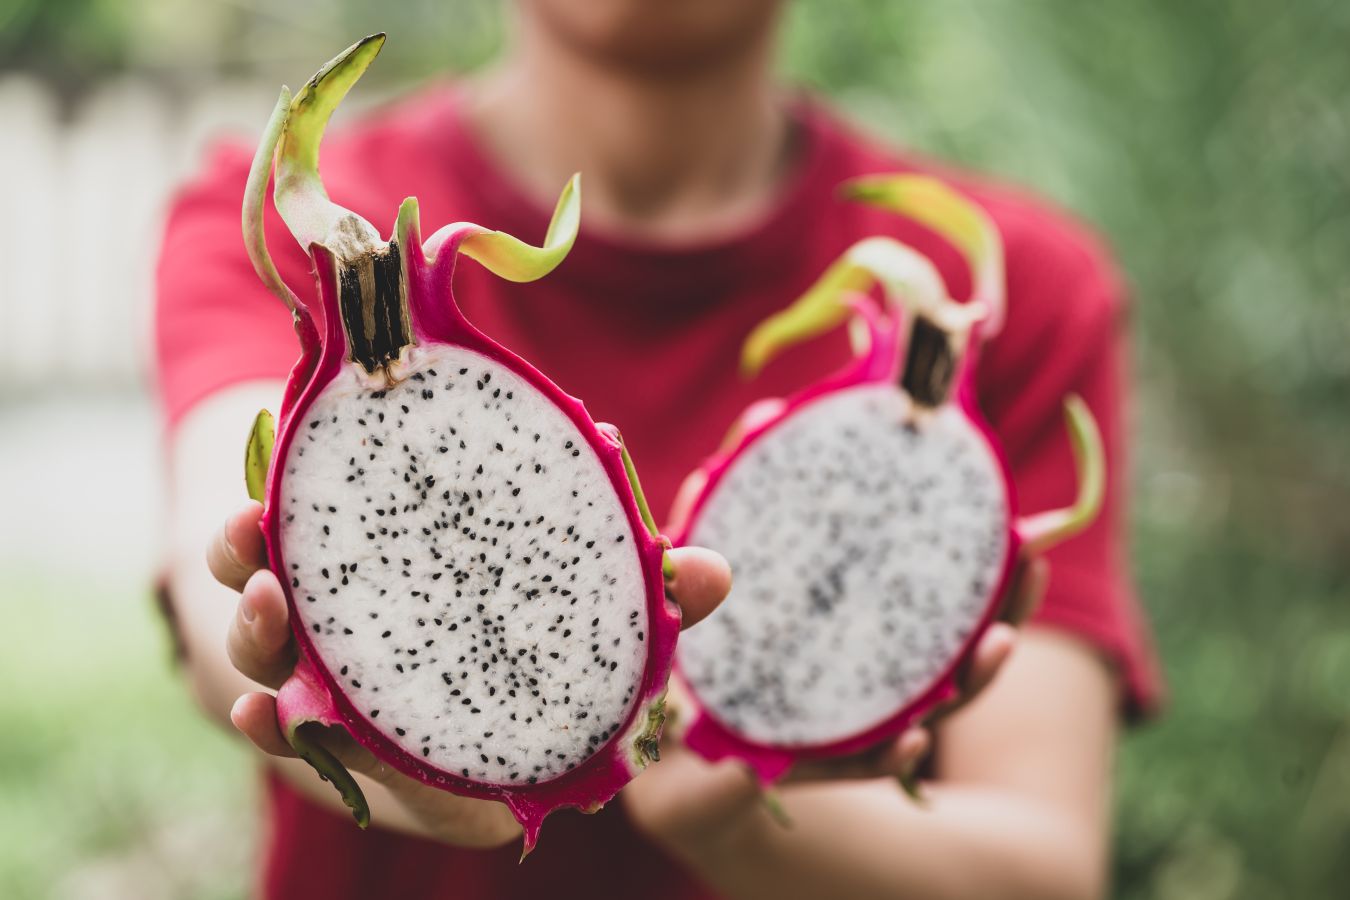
280, 344, 649, 785
679, 384, 1009, 746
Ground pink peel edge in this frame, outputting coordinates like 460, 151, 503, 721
258, 216, 681, 852
670, 299, 1021, 783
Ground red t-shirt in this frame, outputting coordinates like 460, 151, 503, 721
156, 88, 1160, 900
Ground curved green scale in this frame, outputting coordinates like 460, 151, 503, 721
274, 33, 387, 255
741, 236, 949, 377
458, 173, 582, 282
841, 174, 1006, 333
245, 409, 275, 503
242, 88, 298, 312
288, 722, 371, 829
1016, 395, 1106, 555
612, 429, 675, 582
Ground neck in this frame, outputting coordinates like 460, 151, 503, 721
464, 12, 794, 243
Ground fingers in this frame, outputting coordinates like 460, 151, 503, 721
959, 621, 1017, 698
1002, 555, 1049, 626
875, 727, 932, 780
227, 569, 296, 689
208, 501, 267, 591
234, 693, 520, 849
231, 692, 297, 758
786, 725, 931, 783
666, 547, 732, 629
233, 691, 402, 787
922, 557, 1040, 719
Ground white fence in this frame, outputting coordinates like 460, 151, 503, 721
0, 75, 281, 394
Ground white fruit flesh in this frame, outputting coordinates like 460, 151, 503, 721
280, 344, 648, 785
680, 384, 1009, 746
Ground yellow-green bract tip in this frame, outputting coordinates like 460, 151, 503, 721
1063, 393, 1106, 528
274, 34, 386, 253
282, 34, 386, 178
243, 87, 296, 311
245, 409, 275, 502
460, 174, 582, 282
740, 257, 868, 378
1016, 394, 1105, 555
739, 235, 947, 378
841, 173, 1005, 333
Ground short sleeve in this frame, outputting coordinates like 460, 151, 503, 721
153, 143, 306, 432
976, 203, 1163, 718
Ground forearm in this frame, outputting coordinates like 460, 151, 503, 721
673, 780, 1103, 900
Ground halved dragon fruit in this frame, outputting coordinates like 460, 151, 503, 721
670, 175, 1106, 782
238, 35, 679, 850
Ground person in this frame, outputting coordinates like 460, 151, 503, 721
156, 2, 1160, 897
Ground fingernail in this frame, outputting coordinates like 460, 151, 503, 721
220, 527, 243, 568
229, 696, 248, 728
241, 594, 258, 624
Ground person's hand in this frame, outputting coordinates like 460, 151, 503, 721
621, 555, 1050, 859
208, 501, 731, 847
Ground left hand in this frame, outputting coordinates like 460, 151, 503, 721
622, 555, 1050, 858
213, 500, 733, 846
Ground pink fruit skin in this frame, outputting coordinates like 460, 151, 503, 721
670, 300, 1020, 783
261, 224, 681, 851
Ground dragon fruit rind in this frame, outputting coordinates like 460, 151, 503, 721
238, 35, 680, 851
670, 175, 1106, 782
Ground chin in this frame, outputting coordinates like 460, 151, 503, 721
522, 0, 783, 74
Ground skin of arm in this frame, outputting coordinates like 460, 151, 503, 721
625, 629, 1117, 900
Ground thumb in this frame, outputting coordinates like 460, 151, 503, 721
666, 547, 732, 629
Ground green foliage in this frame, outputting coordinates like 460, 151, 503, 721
0, 573, 251, 900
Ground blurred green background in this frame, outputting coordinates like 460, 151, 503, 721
2, 1, 1347, 898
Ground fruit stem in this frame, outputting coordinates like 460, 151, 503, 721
335, 242, 413, 376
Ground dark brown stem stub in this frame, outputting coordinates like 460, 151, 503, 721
340, 242, 411, 375
901, 314, 959, 409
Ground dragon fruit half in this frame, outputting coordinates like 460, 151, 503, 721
670, 175, 1105, 781
239, 35, 679, 850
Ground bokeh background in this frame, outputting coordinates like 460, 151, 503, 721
2, 1, 1347, 897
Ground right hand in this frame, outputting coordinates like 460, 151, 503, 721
208, 501, 524, 848
622, 556, 1049, 861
